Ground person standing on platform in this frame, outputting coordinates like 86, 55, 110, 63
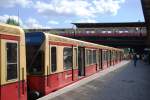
133, 54, 138, 67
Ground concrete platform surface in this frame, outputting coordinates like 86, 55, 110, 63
38, 61, 150, 100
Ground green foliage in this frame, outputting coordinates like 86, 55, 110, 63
24, 29, 29, 33
6, 18, 20, 26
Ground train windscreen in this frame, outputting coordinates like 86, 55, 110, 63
26, 45, 44, 75
25, 32, 45, 75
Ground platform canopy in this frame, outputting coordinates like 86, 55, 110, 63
141, 0, 150, 24
72, 22, 146, 28
141, 0, 150, 47
141, 0, 150, 32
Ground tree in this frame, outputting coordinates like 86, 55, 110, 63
6, 18, 20, 26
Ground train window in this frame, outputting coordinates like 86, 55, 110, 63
89, 50, 92, 64
99, 50, 101, 61
102, 51, 104, 61
113, 51, 115, 59
108, 51, 111, 61
115, 52, 117, 60
102, 51, 107, 61
51, 47, 57, 72
111, 51, 113, 60
74, 48, 77, 68
86, 49, 89, 65
99, 50, 102, 66
6, 42, 18, 80
104, 51, 106, 61
106, 51, 108, 61
93, 50, 96, 64
97, 51, 99, 64
63, 47, 73, 70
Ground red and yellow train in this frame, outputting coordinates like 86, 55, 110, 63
0, 24, 123, 100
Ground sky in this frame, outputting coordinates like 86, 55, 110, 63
0, 0, 145, 29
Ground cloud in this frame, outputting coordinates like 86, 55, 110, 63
25, 18, 51, 29
34, 0, 125, 18
34, 0, 94, 17
93, 0, 125, 16
75, 18, 97, 23
48, 20, 59, 25
0, 0, 33, 8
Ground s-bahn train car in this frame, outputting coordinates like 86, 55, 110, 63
26, 32, 79, 98
25, 32, 123, 99
0, 24, 27, 100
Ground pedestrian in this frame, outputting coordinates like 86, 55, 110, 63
133, 54, 138, 67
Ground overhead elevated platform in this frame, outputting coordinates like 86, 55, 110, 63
72, 22, 146, 28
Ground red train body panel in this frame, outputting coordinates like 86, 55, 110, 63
0, 81, 27, 100
27, 69, 79, 95
85, 64, 97, 76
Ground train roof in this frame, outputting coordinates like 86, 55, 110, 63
0, 23, 24, 36
45, 33, 123, 51
26, 32, 123, 51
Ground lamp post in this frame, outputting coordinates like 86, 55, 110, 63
72, 24, 76, 38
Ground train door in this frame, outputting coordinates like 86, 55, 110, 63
109, 50, 112, 66
102, 50, 107, 69
72, 47, 78, 80
49, 46, 59, 89
113, 50, 115, 65
96, 50, 99, 71
116, 51, 118, 63
78, 47, 85, 77
102, 50, 104, 69
111, 50, 113, 66
93, 50, 97, 71
107, 50, 111, 67
1, 40, 20, 100
106, 50, 109, 67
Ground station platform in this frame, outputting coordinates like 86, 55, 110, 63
38, 60, 150, 100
